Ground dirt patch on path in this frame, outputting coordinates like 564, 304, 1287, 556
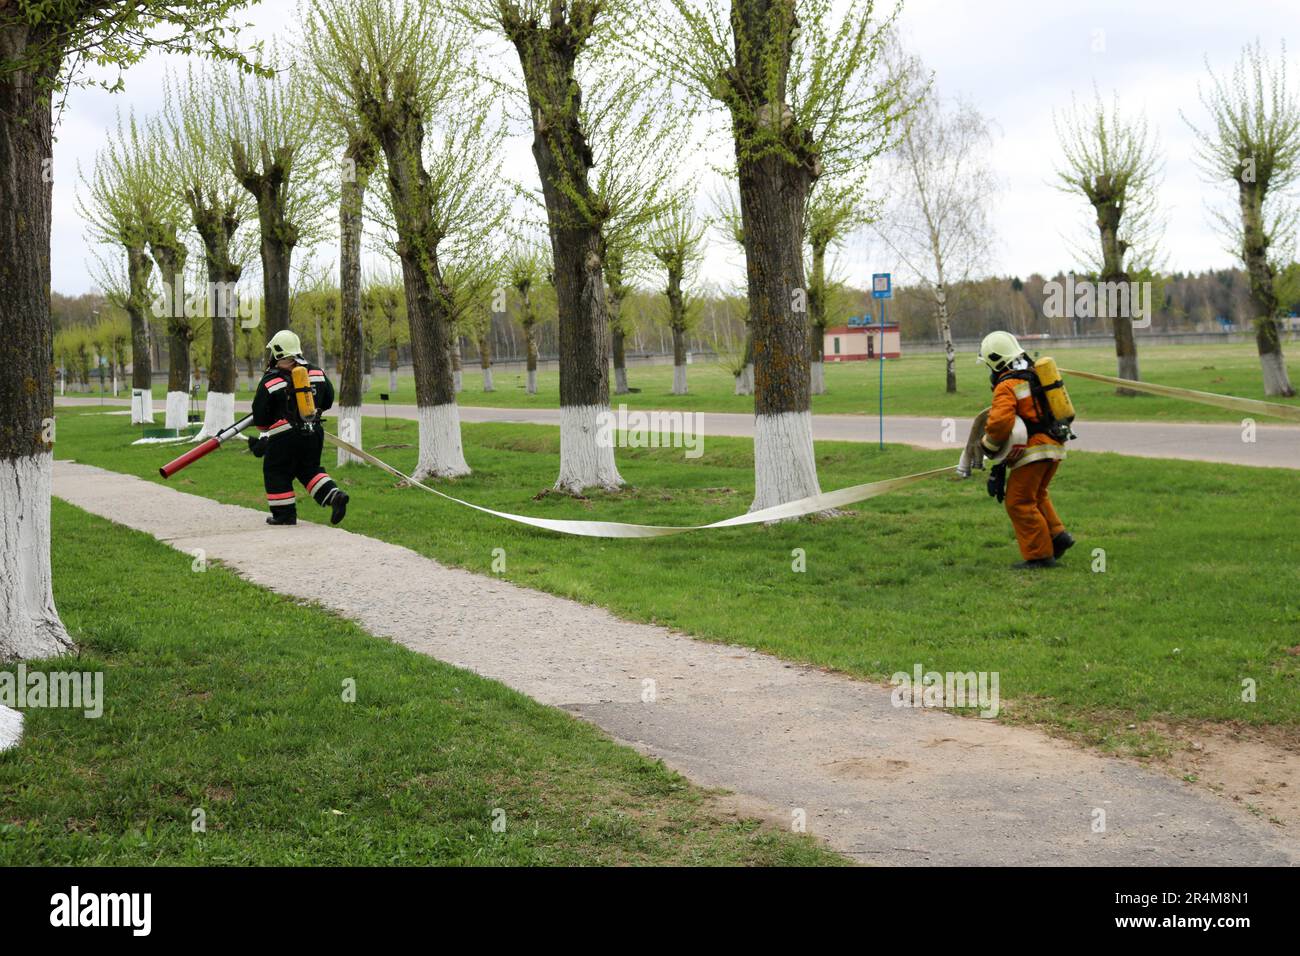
51, 461, 1299, 866
1154, 723, 1300, 829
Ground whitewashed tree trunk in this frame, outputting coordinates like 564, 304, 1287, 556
0, 704, 21, 751
556, 404, 623, 493
734, 363, 755, 396
750, 411, 822, 513
389, 367, 398, 395
0, 454, 74, 661
164, 390, 188, 430
413, 403, 470, 478
336, 405, 365, 466
130, 388, 154, 424
672, 364, 687, 394
810, 360, 825, 395
453, 369, 462, 393
482, 368, 494, 392
1260, 350, 1291, 396
527, 368, 538, 394
195, 392, 236, 441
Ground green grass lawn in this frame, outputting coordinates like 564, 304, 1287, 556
0, 498, 840, 866
221, 342, 1300, 423
53, 408, 1300, 758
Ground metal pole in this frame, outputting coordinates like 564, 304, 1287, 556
878, 299, 885, 449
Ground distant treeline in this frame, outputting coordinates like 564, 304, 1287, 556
50, 263, 1300, 374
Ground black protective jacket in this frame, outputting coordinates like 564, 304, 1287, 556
251, 361, 335, 438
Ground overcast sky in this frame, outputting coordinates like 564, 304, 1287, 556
50, 0, 1297, 296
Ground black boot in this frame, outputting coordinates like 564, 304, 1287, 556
266, 512, 297, 526
1011, 557, 1057, 569
1052, 531, 1075, 559
329, 490, 349, 526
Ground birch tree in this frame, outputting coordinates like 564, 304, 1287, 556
1184, 41, 1299, 397
1055, 89, 1163, 393
651, 0, 909, 509
876, 51, 993, 394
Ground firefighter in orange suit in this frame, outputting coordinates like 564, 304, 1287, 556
977, 331, 1074, 569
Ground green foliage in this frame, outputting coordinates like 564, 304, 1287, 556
2, 0, 265, 97
1055, 87, 1164, 275
649, 0, 908, 181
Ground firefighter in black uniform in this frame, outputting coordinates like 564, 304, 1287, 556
249, 330, 349, 526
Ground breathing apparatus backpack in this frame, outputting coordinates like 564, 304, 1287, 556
288, 364, 318, 429
1002, 356, 1076, 443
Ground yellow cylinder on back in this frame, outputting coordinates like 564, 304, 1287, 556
291, 365, 316, 419
1033, 357, 1075, 423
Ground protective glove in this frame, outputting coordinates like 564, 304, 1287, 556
246, 434, 268, 458
987, 463, 1007, 503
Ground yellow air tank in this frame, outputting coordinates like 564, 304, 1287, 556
1033, 356, 1075, 424
291, 365, 317, 419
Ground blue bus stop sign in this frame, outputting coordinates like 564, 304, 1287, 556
872, 273, 892, 299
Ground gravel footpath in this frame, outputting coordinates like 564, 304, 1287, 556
52, 460, 1299, 865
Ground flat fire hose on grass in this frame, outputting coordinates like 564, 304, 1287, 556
1060, 368, 1300, 422
323, 431, 954, 539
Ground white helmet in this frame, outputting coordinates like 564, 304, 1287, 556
985, 416, 1029, 464
266, 329, 304, 361
978, 330, 1025, 373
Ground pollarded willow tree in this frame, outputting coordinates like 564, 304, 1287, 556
648, 201, 706, 395
461, 0, 644, 493
805, 182, 863, 395
369, 271, 409, 395
161, 66, 256, 440
302, 6, 383, 465
1055, 88, 1163, 393
215, 50, 330, 339
76, 112, 156, 426
1, 0, 258, 661
505, 238, 548, 394
651, 0, 909, 510
316, 0, 507, 479
711, 185, 754, 394
136, 117, 198, 431
1184, 40, 1299, 397
592, 77, 690, 398
876, 45, 993, 394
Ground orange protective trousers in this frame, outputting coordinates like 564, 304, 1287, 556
1005, 460, 1064, 560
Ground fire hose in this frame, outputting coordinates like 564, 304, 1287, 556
159, 414, 255, 478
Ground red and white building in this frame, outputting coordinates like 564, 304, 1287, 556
824, 320, 901, 361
